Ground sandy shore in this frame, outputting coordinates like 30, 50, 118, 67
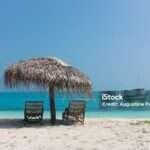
0, 119, 150, 150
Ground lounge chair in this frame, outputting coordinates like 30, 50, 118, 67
24, 101, 44, 124
62, 100, 86, 124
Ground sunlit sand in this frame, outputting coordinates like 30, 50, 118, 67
0, 118, 150, 150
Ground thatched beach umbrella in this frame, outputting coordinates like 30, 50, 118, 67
4, 57, 92, 124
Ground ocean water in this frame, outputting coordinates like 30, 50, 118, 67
0, 91, 150, 119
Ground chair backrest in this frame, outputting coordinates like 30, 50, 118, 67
25, 101, 43, 114
69, 100, 86, 114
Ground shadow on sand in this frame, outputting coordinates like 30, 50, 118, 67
0, 119, 67, 129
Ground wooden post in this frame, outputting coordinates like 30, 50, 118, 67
49, 85, 56, 124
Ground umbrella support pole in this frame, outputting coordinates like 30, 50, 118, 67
49, 85, 56, 124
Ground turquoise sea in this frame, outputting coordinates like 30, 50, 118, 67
0, 91, 150, 119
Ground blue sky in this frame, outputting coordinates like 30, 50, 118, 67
0, 0, 150, 91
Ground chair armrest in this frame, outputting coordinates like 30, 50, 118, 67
64, 107, 69, 113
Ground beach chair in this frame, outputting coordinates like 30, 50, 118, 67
62, 100, 86, 124
24, 101, 44, 124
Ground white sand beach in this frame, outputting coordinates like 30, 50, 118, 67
0, 119, 150, 150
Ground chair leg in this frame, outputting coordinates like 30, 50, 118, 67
23, 120, 26, 126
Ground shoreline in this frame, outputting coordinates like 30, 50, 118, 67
1, 117, 150, 120
1, 110, 150, 119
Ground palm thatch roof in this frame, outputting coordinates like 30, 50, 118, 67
4, 57, 92, 93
